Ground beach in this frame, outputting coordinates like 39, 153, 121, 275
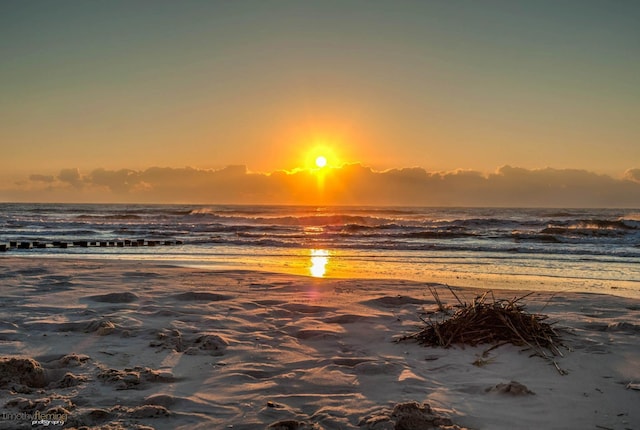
4, 0, 640, 427
1, 256, 638, 429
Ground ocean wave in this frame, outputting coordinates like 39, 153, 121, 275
398, 230, 475, 239
190, 224, 299, 234
4, 204, 640, 264
510, 232, 562, 243
3, 229, 101, 238
187, 211, 394, 228
193, 237, 298, 248
621, 212, 640, 221
235, 232, 307, 240
337, 223, 405, 232
184, 235, 640, 258
76, 214, 143, 220
541, 219, 638, 237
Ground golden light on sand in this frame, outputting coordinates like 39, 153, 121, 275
310, 249, 329, 278
315, 156, 327, 168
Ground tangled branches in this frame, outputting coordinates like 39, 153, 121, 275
399, 289, 567, 374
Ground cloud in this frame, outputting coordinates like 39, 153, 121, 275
58, 168, 84, 188
29, 174, 55, 183
89, 168, 141, 193
4, 164, 640, 207
624, 168, 640, 183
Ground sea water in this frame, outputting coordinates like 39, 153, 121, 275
1, 204, 639, 297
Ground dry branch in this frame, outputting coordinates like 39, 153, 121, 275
399, 290, 567, 374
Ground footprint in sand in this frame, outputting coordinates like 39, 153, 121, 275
97, 366, 176, 390
0, 353, 91, 393
149, 328, 229, 356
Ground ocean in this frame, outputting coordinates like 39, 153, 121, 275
1, 203, 639, 298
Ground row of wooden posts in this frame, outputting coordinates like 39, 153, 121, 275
0, 239, 184, 252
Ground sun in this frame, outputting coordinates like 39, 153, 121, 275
315, 155, 327, 168
303, 141, 340, 171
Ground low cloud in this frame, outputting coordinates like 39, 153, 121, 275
624, 168, 640, 184
58, 168, 84, 188
89, 168, 141, 194
3, 164, 640, 207
29, 174, 55, 183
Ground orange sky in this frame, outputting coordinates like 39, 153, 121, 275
1, 1, 639, 205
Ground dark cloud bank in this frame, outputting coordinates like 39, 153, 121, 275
9, 164, 640, 207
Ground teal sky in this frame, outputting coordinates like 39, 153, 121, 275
1, 0, 639, 203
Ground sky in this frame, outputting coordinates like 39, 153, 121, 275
1, 0, 639, 206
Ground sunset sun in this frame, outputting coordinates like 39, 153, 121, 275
315, 156, 327, 168
304, 138, 341, 171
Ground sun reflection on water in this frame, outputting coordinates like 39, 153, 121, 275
309, 249, 330, 278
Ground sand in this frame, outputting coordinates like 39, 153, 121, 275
0, 257, 638, 429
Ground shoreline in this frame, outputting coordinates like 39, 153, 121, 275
7, 253, 640, 301
1, 257, 639, 429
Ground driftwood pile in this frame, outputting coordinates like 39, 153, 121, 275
400, 289, 567, 374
